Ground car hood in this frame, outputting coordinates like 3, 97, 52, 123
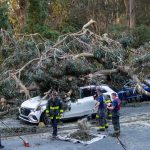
21, 96, 47, 109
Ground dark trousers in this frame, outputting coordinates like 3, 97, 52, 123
0, 132, 1, 146
98, 108, 107, 127
107, 109, 112, 118
112, 116, 120, 132
51, 119, 58, 136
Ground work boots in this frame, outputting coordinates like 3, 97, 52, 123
110, 131, 120, 137
105, 124, 109, 129
97, 124, 109, 131
97, 128, 105, 131
0, 134, 4, 149
0, 145, 4, 149
97, 126, 105, 131
51, 135, 58, 140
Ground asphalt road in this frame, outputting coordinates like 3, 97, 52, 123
2, 123, 150, 150
1, 102, 150, 150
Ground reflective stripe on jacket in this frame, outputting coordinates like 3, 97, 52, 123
46, 97, 63, 119
104, 99, 112, 104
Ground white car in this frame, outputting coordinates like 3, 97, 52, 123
19, 85, 116, 124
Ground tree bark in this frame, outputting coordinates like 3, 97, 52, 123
124, 0, 129, 26
11, 74, 31, 99
129, 0, 136, 28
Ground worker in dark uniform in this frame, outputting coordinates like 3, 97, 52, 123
0, 131, 4, 149
95, 89, 108, 131
0, 97, 9, 112
0, 98, 4, 149
107, 93, 121, 137
46, 91, 64, 139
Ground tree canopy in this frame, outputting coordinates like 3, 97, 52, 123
0, 0, 150, 100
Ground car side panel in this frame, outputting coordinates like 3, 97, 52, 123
63, 96, 96, 119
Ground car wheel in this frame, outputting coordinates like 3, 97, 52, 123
132, 97, 135, 102
126, 90, 130, 96
121, 100, 127, 106
40, 112, 49, 125
91, 113, 96, 119
136, 96, 140, 102
127, 98, 131, 103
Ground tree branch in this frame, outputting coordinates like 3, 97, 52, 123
82, 19, 96, 30
73, 53, 94, 59
11, 74, 31, 99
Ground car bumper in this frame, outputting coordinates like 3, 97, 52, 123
19, 107, 40, 124
19, 115, 39, 124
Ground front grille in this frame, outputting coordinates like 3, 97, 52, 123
20, 108, 31, 116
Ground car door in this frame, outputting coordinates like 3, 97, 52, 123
63, 96, 96, 119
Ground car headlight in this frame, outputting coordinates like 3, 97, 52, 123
29, 115, 38, 121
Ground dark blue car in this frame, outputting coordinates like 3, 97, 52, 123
117, 80, 150, 103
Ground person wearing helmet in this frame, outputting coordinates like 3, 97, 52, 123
107, 93, 121, 137
46, 91, 64, 139
95, 89, 108, 131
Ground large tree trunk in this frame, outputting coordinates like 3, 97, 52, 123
129, 0, 136, 28
124, 0, 129, 26
124, 0, 136, 28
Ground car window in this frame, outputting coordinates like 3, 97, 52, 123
104, 95, 110, 100
80, 87, 107, 98
80, 87, 96, 98
100, 89, 107, 93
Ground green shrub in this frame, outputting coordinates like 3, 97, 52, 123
107, 24, 128, 39
61, 25, 77, 34
42, 29, 60, 41
108, 24, 150, 48
131, 25, 150, 48
26, 24, 60, 41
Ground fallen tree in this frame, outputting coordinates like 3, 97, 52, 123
0, 20, 149, 102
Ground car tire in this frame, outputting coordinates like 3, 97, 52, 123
126, 90, 130, 96
132, 97, 135, 102
40, 112, 49, 125
127, 98, 131, 103
136, 96, 141, 102
91, 113, 96, 119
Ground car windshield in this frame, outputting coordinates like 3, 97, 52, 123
80, 87, 107, 98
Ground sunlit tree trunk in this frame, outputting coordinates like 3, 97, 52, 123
129, 0, 135, 28
18, 0, 27, 31
124, 0, 135, 28
124, 0, 129, 26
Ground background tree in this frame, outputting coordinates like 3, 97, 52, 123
8, 0, 27, 33
0, 0, 12, 64
27, 0, 49, 32
0, 0, 11, 31
129, 0, 135, 28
